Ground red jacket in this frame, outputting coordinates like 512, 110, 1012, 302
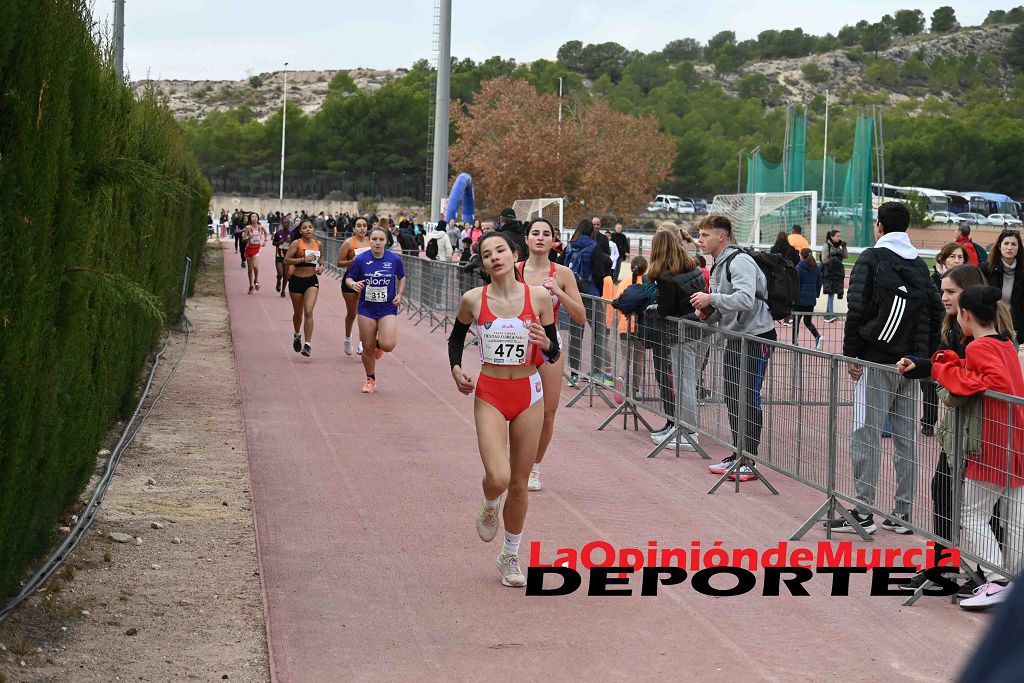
931, 336, 1024, 486
956, 235, 980, 266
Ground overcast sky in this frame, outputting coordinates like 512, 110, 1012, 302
91, 1, 1021, 81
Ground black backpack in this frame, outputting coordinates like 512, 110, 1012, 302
858, 248, 930, 355
425, 236, 439, 260
718, 248, 799, 320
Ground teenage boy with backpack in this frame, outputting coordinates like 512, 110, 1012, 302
692, 215, 778, 482
831, 201, 944, 535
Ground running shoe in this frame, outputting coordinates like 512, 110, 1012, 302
824, 509, 877, 534
650, 423, 674, 443
959, 582, 1011, 611
708, 456, 737, 475
293, 335, 302, 353
496, 551, 527, 587
254, 282, 260, 291
241, 262, 246, 269
344, 338, 354, 356
361, 378, 376, 394
476, 499, 500, 542
276, 281, 281, 292
814, 337, 823, 351
881, 511, 913, 535
301, 343, 311, 357
727, 465, 757, 481
357, 340, 364, 354
248, 286, 254, 295
958, 573, 986, 597
528, 469, 542, 491
280, 290, 286, 298
374, 346, 384, 360
568, 372, 580, 388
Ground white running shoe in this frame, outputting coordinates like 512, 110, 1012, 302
476, 499, 500, 542
528, 469, 542, 491
344, 338, 353, 356
960, 581, 1011, 611
496, 552, 527, 587
357, 340, 364, 354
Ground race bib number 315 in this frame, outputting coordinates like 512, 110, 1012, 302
365, 286, 388, 303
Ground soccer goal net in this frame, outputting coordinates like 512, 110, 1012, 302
709, 191, 817, 248
511, 198, 564, 231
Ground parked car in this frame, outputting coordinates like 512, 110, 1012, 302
986, 213, 1023, 228
647, 194, 682, 212
694, 199, 708, 214
956, 212, 990, 225
927, 211, 959, 224
676, 200, 695, 215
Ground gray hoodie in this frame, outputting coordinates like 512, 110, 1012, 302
710, 245, 775, 335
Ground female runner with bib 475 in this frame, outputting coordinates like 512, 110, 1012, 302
448, 232, 560, 587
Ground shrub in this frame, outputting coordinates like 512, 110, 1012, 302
0, 0, 210, 600
801, 62, 830, 83
248, 75, 263, 89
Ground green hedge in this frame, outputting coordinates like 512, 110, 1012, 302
0, 0, 211, 599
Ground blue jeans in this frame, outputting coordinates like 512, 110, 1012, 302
826, 293, 835, 315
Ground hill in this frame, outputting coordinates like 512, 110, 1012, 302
140, 24, 1017, 122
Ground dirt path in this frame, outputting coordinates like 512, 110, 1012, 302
0, 241, 269, 682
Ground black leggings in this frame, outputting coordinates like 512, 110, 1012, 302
792, 305, 819, 339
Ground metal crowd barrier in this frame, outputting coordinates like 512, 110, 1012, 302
326, 245, 1023, 591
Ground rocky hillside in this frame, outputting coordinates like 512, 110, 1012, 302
133, 68, 403, 121
137, 23, 1017, 122
704, 23, 1017, 104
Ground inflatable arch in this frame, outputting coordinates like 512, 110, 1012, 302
444, 172, 475, 225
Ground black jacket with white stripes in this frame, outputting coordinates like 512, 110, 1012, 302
842, 235, 944, 364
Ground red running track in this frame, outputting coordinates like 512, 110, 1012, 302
221, 242, 985, 681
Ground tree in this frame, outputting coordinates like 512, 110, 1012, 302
556, 40, 584, 71
893, 9, 926, 37
861, 22, 892, 56
661, 38, 702, 63
327, 71, 357, 96
837, 24, 861, 46
713, 44, 747, 74
737, 73, 770, 99
801, 62, 830, 84
984, 9, 1007, 25
448, 78, 674, 223
1007, 23, 1024, 73
930, 6, 958, 33
705, 30, 736, 62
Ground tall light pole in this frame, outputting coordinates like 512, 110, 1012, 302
737, 148, 745, 193
429, 0, 452, 223
279, 63, 288, 212
113, 0, 125, 79
821, 89, 830, 208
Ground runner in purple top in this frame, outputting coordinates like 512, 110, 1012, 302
344, 226, 407, 393
272, 218, 293, 297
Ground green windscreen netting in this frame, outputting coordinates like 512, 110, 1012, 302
747, 112, 875, 247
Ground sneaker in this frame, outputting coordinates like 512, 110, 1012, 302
960, 582, 1011, 611
241, 262, 246, 269
528, 469, 542, 491
677, 433, 699, 451
344, 338, 353, 356
357, 340, 364, 354
825, 509, 877, 534
293, 335, 302, 353
568, 373, 580, 388
280, 290, 286, 298
275, 281, 281, 292
727, 465, 757, 481
476, 499, 500, 542
301, 343, 311, 357
824, 316, 837, 323
881, 512, 913, 535
814, 337, 823, 351
954, 573, 987, 593
254, 282, 260, 291
361, 378, 376, 394
496, 552, 527, 587
921, 425, 935, 437
374, 346, 384, 360
781, 319, 793, 327
650, 423, 675, 443
708, 457, 737, 475
248, 286, 254, 295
